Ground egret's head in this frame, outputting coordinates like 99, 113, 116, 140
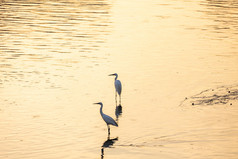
109, 73, 117, 76
94, 102, 102, 105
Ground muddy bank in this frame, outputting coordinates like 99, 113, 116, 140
180, 84, 238, 106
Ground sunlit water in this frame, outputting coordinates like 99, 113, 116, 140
1, 0, 238, 158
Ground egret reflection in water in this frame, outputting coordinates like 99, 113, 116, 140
101, 137, 118, 159
115, 104, 122, 122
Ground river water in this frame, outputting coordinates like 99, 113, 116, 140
0, 0, 238, 158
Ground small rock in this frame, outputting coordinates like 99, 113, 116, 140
230, 103, 232, 105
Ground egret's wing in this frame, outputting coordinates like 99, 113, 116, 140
103, 114, 118, 127
115, 80, 122, 95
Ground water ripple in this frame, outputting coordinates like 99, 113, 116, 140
0, 0, 112, 89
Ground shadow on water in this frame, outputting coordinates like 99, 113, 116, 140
101, 137, 118, 159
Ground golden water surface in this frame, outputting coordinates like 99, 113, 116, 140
1, 0, 238, 158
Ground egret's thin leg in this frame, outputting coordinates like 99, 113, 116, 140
101, 148, 104, 158
119, 95, 121, 105
115, 91, 117, 105
107, 125, 110, 136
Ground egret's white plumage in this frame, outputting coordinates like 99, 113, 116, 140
94, 102, 118, 135
101, 113, 118, 127
109, 73, 122, 103
115, 80, 122, 96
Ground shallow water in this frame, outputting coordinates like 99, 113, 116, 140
0, 0, 238, 158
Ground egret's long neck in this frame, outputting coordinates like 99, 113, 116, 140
100, 104, 103, 116
114, 74, 118, 80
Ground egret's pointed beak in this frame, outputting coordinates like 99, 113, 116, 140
94, 102, 101, 105
109, 73, 115, 76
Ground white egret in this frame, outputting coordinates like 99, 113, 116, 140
109, 73, 122, 104
94, 102, 118, 135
